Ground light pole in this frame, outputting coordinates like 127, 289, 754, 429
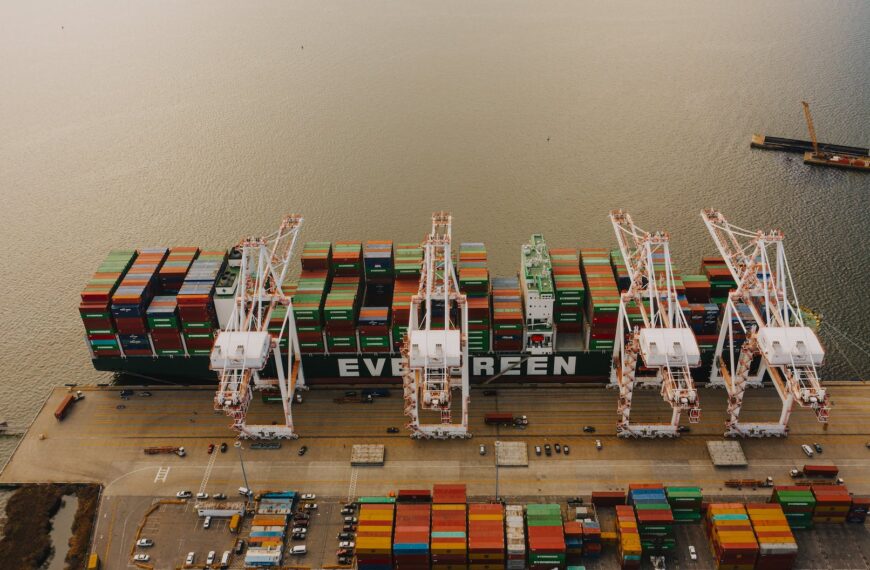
495, 440, 500, 502
235, 441, 251, 506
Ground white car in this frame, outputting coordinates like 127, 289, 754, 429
301, 493, 316, 500
291, 526, 308, 534
133, 554, 150, 562
238, 486, 252, 497
185, 552, 195, 564
291, 545, 307, 555
343, 516, 358, 523
689, 545, 697, 560
196, 492, 209, 500
136, 538, 154, 547
595, 439, 603, 450
206, 550, 216, 565
801, 444, 814, 457
176, 490, 192, 499
203, 515, 212, 529
303, 503, 318, 510
479, 444, 486, 455
339, 541, 355, 548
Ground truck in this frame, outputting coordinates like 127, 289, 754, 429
229, 513, 241, 534
791, 464, 840, 479
87, 553, 100, 569
724, 477, 774, 489
54, 391, 84, 421
484, 413, 528, 426
143, 446, 186, 457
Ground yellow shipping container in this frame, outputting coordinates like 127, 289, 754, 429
468, 514, 503, 521
360, 511, 395, 521
433, 504, 467, 511
601, 531, 618, 543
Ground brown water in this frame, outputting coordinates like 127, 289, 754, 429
1, 1, 868, 460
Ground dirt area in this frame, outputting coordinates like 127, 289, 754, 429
0, 483, 100, 570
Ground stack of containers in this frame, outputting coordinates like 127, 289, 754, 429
157, 247, 198, 293
628, 484, 675, 554
847, 498, 870, 524
746, 503, 798, 570
526, 504, 566, 570
580, 249, 620, 351
112, 248, 169, 356
812, 484, 852, 523
468, 504, 504, 570
245, 513, 287, 567
491, 276, 524, 351
772, 486, 816, 530
394, 503, 431, 570
666, 487, 703, 522
292, 267, 330, 354
550, 248, 585, 333
686, 302, 721, 351
563, 521, 583, 565
359, 307, 392, 353
333, 241, 363, 276
364, 241, 394, 281
177, 250, 227, 355
505, 505, 526, 570
580, 519, 601, 558
324, 276, 361, 353
358, 503, 395, 570
301, 241, 332, 271
146, 296, 185, 355
394, 244, 423, 279
683, 274, 712, 303
391, 279, 418, 352
705, 504, 758, 570
431, 503, 467, 569
610, 250, 631, 291
615, 505, 641, 569
458, 243, 492, 353
701, 256, 737, 303
362, 241, 394, 353
80, 250, 137, 357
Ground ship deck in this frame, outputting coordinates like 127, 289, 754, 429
2, 383, 869, 568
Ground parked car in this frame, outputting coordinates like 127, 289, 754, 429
535, 446, 542, 456
339, 541, 356, 549
814, 442, 823, 453
238, 487, 252, 497
186, 552, 195, 564
482, 390, 497, 396
196, 492, 208, 500
554, 443, 561, 454
595, 440, 602, 450
301, 493, 316, 500
387, 427, 400, 433
583, 425, 596, 433
206, 551, 216, 565
207, 443, 215, 454
291, 532, 307, 540
292, 527, 308, 534
133, 554, 150, 562
213, 492, 227, 500
689, 545, 697, 560
220, 442, 228, 453
338, 556, 352, 565
304, 503, 318, 510
293, 513, 310, 521
136, 538, 154, 547
544, 444, 552, 456
802, 444, 814, 457
563, 445, 570, 455
342, 524, 356, 532
677, 425, 690, 433
290, 545, 307, 555
176, 490, 192, 499
568, 497, 583, 505
479, 444, 486, 456
203, 516, 212, 529
338, 532, 354, 540
120, 390, 133, 397
345, 391, 358, 397
344, 516, 358, 523
298, 446, 308, 456
343, 502, 357, 510
234, 539, 246, 555
341, 507, 355, 515
139, 391, 152, 397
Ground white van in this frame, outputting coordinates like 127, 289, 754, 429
290, 545, 307, 555
220, 551, 231, 568
238, 486, 252, 497
801, 444, 814, 457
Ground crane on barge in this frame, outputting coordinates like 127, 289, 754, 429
401, 212, 471, 439
609, 210, 701, 438
211, 215, 305, 439
701, 209, 829, 437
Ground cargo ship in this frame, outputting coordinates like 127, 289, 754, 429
81, 235, 740, 386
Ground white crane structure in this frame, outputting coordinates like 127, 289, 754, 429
211, 215, 305, 439
402, 212, 471, 439
609, 210, 702, 438
701, 209, 829, 437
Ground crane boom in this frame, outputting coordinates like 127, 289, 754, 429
212, 215, 305, 439
401, 212, 471, 439
609, 210, 701, 438
701, 209, 829, 438
801, 101, 821, 158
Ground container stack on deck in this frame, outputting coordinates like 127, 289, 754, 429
505, 505, 525, 570
491, 276, 524, 352
701, 256, 737, 304
431, 485, 467, 570
324, 276, 362, 353
550, 248, 585, 334
526, 504, 566, 570
394, 502, 431, 570
747, 503, 798, 570
615, 505, 641, 569
610, 249, 631, 291
293, 245, 331, 354
580, 249, 620, 351
666, 486, 703, 522
80, 249, 137, 357
146, 296, 185, 355
359, 241, 394, 353
358, 502, 395, 570
772, 486, 816, 530
628, 484, 675, 554
391, 244, 423, 351
176, 250, 226, 356
468, 503, 504, 570
812, 484, 852, 524
705, 503, 758, 570
112, 248, 169, 356
458, 243, 492, 353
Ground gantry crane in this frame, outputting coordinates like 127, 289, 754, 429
211, 215, 305, 439
701, 209, 829, 438
401, 212, 471, 439
609, 210, 701, 438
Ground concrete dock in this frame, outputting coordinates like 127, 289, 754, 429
2, 383, 869, 569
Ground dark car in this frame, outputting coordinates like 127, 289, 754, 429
568, 497, 583, 505
482, 390, 497, 396
554, 443, 561, 454
544, 444, 552, 456
234, 539, 246, 555
343, 503, 357, 510
207, 443, 215, 454
345, 391, 358, 397
342, 524, 356, 532
139, 391, 152, 397
291, 532, 306, 540
582, 425, 596, 433
677, 425, 690, 433
120, 390, 133, 397
298, 446, 308, 456
338, 532, 354, 540
338, 556, 352, 565
220, 442, 228, 453
814, 443, 823, 453
386, 427, 400, 434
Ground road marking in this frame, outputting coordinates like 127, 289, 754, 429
199, 451, 218, 495
103, 498, 118, 562
347, 467, 359, 501
154, 466, 170, 483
